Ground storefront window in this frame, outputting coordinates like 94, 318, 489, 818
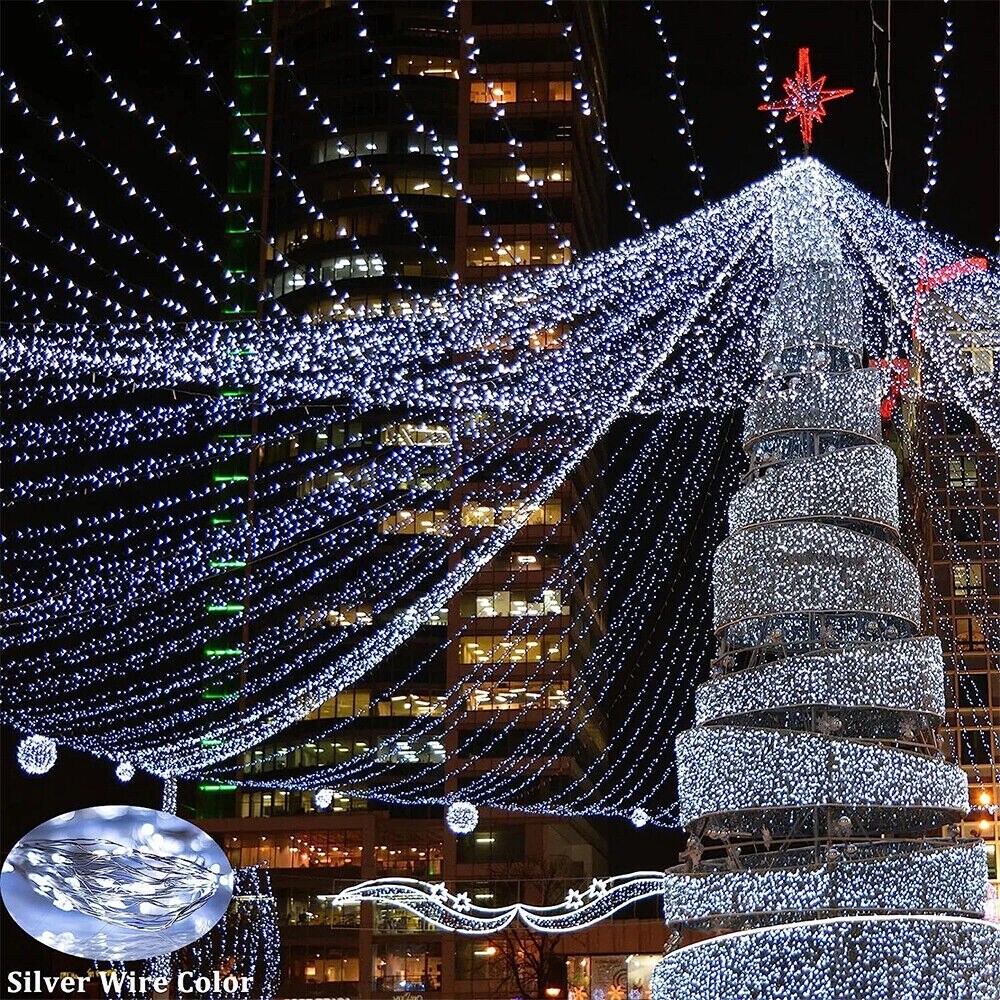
374, 942, 442, 994
567, 954, 660, 1000
287, 949, 360, 990
223, 829, 364, 869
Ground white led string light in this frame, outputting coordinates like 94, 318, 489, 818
223, 414, 723, 821
2, 203, 189, 320
212, 199, 767, 815
3, 162, 996, 812
918, 1, 955, 228
642, 3, 708, 203
0, 74, 261, 317
750, 6, 785, 161
9, 155, 219, 311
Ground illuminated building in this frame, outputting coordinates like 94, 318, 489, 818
196, 2, 612, 995
900, 299, 1000, 901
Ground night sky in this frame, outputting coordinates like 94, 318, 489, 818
2, 0, 998, 976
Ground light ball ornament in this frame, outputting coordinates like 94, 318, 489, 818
313, 788, 334, 810
630, 806, 651, 828
116, 761, 136, 783
17, 735, 57, 775
446, 801, 479, 835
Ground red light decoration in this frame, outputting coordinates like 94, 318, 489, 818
911, 253, 989, 331
758, 48, 853, 150
869, 358, 911, 421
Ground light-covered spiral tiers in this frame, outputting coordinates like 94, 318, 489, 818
728, 444, 899, 534
713, 521, 922, 638
661, 839, 988, 926
652, 189, 997, 999
763, 262, 863, 351
651, 916, 1000, 1000
695, 636, 946, 725
743, 369, 884, 445
675, 727, 969, 831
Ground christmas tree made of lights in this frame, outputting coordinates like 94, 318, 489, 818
651, 168, 1000, 999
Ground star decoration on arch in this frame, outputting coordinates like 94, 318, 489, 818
759, 47, 853, 149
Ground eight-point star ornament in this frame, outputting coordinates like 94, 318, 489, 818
759, 47, 853, 150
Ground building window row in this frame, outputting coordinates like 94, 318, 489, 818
312, 129, 387, 163
466, 237, 571, 269
459, 634, 569, 664
379, 499, 563, 535
461, 499, 563, 528
311, 129, 459, 165
479, 323, 567, 351
463, 680, 571, 711
273, 214, 387, 254
244, 741, 373, 775
469, 160, 572, 187
394, 54, 459, 78
238, 789, 366, 817
304, 689, 448, 720
223, 830, 364, 870
298, 604, 374, 628
470, 79, 572, 104
305, 689, 371, 718
279, 893, 361, 929
459, 587, 568, 618
381, 421, 453, 447
269, 254, 388, 295
323, 172, 456, 201
380, 507, 451, 535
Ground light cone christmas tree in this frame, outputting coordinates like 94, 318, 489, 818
650, 170, 1000, 999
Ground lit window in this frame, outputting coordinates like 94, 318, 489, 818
311, 130, 387, 164
460, 589, 567, 618
459, 635, 567, 664
471, 80, 517, 104
395, 174, 451, 197
463, 681, 571, 711
947, 456, 978, 490
953, 616, 986, 651
466, 238, 571, 269
953, 563, 985, 596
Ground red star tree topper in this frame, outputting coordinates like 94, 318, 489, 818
759, 47, 853, 150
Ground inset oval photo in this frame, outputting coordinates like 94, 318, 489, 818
1, 805, 233, 961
